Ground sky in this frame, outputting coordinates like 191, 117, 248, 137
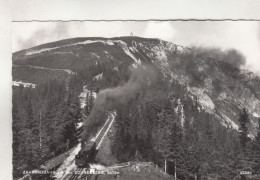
12, 21, 260, 73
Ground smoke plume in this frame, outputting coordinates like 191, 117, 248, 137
190, 46, 246, 68
96, 66, 156, 111
81, 65, 156, 142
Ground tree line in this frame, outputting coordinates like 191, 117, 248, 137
12, 60, 130, 178
12, 57, 260, 179
111, 75, 260, 179
12, 78, 82, 177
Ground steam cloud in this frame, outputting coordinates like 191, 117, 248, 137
81, 65, 156, 142
191, 46, 246, 68
95, 66, 156, 111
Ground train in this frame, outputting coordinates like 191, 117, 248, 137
75, 111, 114, 167
75, 141, 97, 167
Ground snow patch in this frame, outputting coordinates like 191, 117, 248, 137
132, 63, 138, 69
76, 122, 83, 130
124, 48, 141, 65
253, 112, 259, 118
121, 46, 141, 65
74, 40, 115, 46
78, 85, 97, 109
220, 113, 239, 130
25, 47, 60, 55
25, 39, 116, 56
197, 107, 201, 112
218, 92, 227, 101
63, 69, 76, 75
113, 66, 119, 71
198, 66, 204, 72
53, 144, 81, 179
176, 45, 189, 54
129, 46, 138, 53
12, 81, 36, 88
176, 99, 185, 127
89, 163, 106, 170
93, 73, 103, 81
25, 65, 76, 75
90, 52, 100, 58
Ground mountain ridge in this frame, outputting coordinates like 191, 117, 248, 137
12, 36, 260, 136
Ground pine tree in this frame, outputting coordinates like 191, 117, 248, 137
111, 108, 128, 161
254, 118, 260, 153
256, 118, 260, 145
63, 95, 81, 148
89, 90, 94, 112
23, 96, 41, 168
12, 96, 23, 177
238, 107, 250, 150
84, 92, 90, 115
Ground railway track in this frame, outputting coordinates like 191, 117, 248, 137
70, 168, 84, 180
95, 112, 114, 146
69, 112, 115, 180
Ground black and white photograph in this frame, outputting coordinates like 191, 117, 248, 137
2, 1, 260, 179
11, 20, 260, 180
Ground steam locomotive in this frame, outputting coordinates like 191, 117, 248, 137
75, 141, 97, 167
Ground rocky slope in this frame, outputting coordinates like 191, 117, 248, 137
12, 36, 260, 136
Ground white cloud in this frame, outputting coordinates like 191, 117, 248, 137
12, 22, 58, 52
143, 21, 175, 41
